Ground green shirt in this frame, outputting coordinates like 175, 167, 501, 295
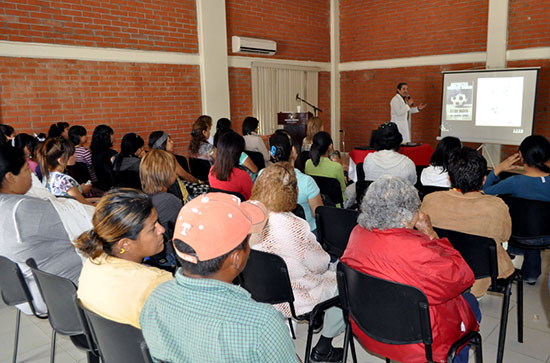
140, 270, 299, 363
305, 157, 346, 202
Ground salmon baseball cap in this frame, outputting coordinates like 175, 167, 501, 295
172, 193, 268, 264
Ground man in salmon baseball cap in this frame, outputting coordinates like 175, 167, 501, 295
140, 193, 300, 363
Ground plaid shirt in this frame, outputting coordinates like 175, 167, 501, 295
140, 270, 299, 363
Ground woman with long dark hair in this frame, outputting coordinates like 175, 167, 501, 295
484, 134, 550, 284
113, 133, 145, 173
47, 122, 69, 139
420, 136, 462, 187
188, 115, 214, 163
208, 131, 253, 199
305, 131, 346, 201
69, 125, 97, 183
242, 116, 270, 164
90, 124, 117, 191
14, 133, 40, 177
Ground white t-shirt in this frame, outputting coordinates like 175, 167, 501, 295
363, 150, 417, 185
420, 165, 451, 187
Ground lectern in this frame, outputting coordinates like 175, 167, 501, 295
277, 112, 312, 151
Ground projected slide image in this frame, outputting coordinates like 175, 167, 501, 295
475, 77, 524, 127
446, 82, 473, 121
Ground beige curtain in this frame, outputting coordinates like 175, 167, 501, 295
251, 62, 319, 135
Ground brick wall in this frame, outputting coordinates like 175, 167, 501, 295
508, 0, 550, 50
0, 57, 201, 154
0, 0, 198, 52
340, 63, 486, 151
226, 0, 330, 62
340, 0, 488, 62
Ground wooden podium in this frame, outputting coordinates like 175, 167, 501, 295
277, 112, 312, 171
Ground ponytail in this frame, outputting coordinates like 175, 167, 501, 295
310, 131, 332, 167
519, 135, 550, 173
74, 230, 111, 260
536, 162, 550, 173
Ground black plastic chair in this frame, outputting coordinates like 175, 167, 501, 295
26, 258, 99, 363
356, 162, 365, 181
238, 250, 339, 363
77, 299, 152, 363
67, 162, 92, 184
416, 185, 449, 200
188, 157, 211, 181
336, 262, 482, 363
209, 187, 246, 201
434, 227, 522, 363
244, 150, 265, 170
0, 256, 49, 363
316, 206, 359, 258
355, 179, 372, 206
310, 175, 343, 207
500, 195, 550, 248
112, 169, 142, 189
292, 203, 306, 220
175, 154, 190, 173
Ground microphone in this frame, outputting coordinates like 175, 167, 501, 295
296, 93, 299, 101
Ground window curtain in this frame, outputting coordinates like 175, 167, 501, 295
251, 62, 319, 135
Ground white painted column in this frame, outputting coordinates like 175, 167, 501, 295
483, 0, 510, 163
330, 0, 341, 150
196, 0, 231, 125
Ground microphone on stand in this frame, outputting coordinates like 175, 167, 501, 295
296, 93, 299, 101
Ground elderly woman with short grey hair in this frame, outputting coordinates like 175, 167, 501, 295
341, 176, 480, 363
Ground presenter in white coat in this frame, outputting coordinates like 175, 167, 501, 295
390, 82, 426, 143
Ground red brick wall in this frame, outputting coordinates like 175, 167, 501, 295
228, 67, 253, 133
340, 63, 486, 151
226, 0, 330, 62
0, 0, 198, 53
0, 58, 201, 154
340, 0, 488, 62
508, 0, 550, 50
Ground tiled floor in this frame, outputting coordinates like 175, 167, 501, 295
2, 251, 550, 362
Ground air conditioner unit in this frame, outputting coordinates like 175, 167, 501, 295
232, 36, 276, 55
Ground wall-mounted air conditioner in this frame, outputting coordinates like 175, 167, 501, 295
232, 36, 276, 55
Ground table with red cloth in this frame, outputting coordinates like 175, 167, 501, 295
348, 144, 434, 182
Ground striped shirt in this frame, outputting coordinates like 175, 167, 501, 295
75, 146, 97, 182
140, 271, 299, 363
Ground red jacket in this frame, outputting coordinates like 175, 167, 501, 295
341, 227, 478, 363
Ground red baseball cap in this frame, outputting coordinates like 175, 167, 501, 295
173, 193, 268, 263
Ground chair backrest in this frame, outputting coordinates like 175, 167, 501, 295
291, 203, 306, 220
244, 150, 265, 170
356, 162, 365, 181
433, 228, 497, 287
0, 256, 38, 313
337, 263, 434, 360
416, 185, 449, 201
316, 206, 359, 258
500, 195, 550, 240
355, 179, 372, 206
188, 157, 211, 181
311, 175, 344, 206
78, 300, 150, 363
175, 154, 190, 173
239, 250, 298, 317
26, 258, 86, 337
112, 170, 142, 189
209, 187, 245, 201
67, 162, 91, 184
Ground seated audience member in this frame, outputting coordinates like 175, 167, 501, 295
363, 122, 416, 185
213, 117, 232, 145
14, 133, 40, 177
269, 132, 323, 232
208, 131, 253, 199
140, 193, 299, 362
112, 133, 145, 173
214, 126, 258, 176
140, 149, 183, 237
420, 136, 461, 187
305, 131, 346, 202
421, 147, 513, 297
0, 145, 83, 314
75, 188, 173, 329
188, 115, 214, 163
0, 124, 16, 146
38, 137, 94, 205
341, 176, 479, 363
148, 130, 199, 183
302, 117, 324, 152
90, 124, 117, 191
242, 116, 270, 164
47, 121, 69, 139
69, 125, 97, 183
251, 163, 344, 362
483, 135, 550, 284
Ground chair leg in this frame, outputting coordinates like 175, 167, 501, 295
349, 336, 358, 363
475, 333, 483, 363
86, 351, 100, 363
496, 279, 513, 363
517, 274, 523, 343
288, 318, 296, 339
12, 309, 21, 363
386, 358, 391, 363
304, 320, 315, 363
342, 325, 351, 363
50, 330, 57, 363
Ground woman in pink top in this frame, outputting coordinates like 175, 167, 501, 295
208, 131, 253, 200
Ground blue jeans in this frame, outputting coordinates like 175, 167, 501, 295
508, 237, 550, 282
454, 292, 482, 363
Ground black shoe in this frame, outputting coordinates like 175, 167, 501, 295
310, 347, 344, 363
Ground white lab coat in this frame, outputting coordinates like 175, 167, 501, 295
390, 93, 419, 142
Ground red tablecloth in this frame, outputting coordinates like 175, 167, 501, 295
349, 144, 434, 166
